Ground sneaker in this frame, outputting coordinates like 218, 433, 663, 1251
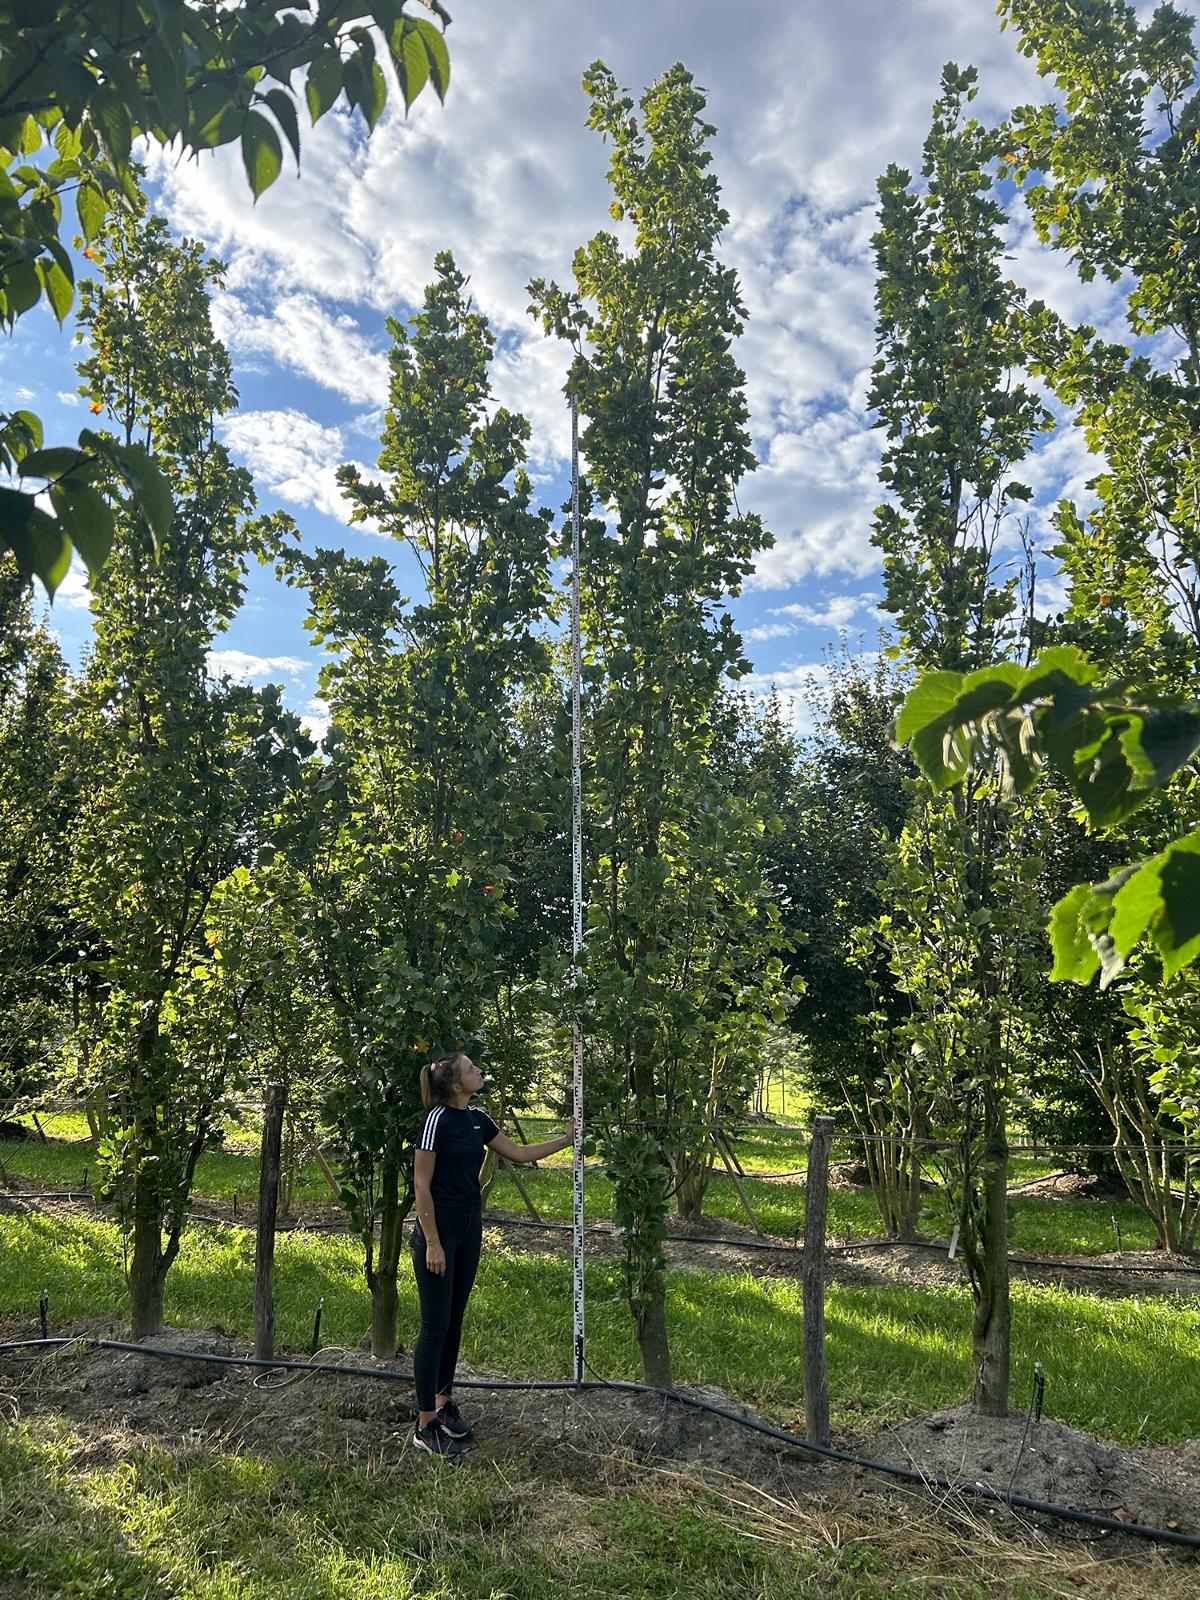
412, 1417, 462, 1458
436, 1398, 473, 1441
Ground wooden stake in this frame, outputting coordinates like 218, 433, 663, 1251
712, 1128, 763, 1235
254, 1083, 286, 1363
803, 1114, 835, 1446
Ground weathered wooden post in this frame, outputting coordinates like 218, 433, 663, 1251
254, 1082, 287, 1362
802, 1114, 835, 1446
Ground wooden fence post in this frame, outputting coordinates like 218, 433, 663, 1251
803, 1114, 835, 1446
254, 1082, 287, 1363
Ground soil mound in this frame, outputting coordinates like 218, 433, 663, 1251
866, 1404, 1200, 1534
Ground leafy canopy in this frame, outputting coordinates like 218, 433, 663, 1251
0, 1, 451, 595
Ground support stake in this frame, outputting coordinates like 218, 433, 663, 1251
254, 1082, 286, 1363
569, 391, 586, 1386
802, 1114, 835, 1447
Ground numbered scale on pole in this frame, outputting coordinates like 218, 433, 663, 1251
570, 395, 586, 1384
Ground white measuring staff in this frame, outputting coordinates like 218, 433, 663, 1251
569, 393, 586, 1384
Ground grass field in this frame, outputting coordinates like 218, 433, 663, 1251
2, 1209, 1197, 1444
7, 1412, 1189, 1600
0, 1117, 1164, 1257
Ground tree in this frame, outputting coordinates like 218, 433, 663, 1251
70, 201, 305, 1337
281, 253, 553, 1356
0, 566, 74, 1112
1, 0, 451, 594
530, 63, 781, 1385
868, 64, 1053, 1414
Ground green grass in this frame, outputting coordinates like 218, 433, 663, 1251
1, 1209, 1197, 1445
1, 1119, 1166, 1256
4, 1412, 1151, 1600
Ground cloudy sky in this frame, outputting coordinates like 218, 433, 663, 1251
9, 0, 1145, 731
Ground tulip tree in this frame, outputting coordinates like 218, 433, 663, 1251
280, 253, 553, 1356
530, 63, 781, 1386
70, 202, 306, 1338
1, 0, 451, 594
868, 65, 1052, 1415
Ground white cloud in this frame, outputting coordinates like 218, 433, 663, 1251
56, 390, 79, 408
299, 695, 331, 744
743, 621, 794, 643
772, 591, 879, 628
220, 409, 377, 529
208, 649, 309, 684
212, 291, 390, 406
53, 558, 92, 611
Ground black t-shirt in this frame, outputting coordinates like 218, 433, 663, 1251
417, 1103, 500, 1212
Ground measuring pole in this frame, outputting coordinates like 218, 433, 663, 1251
570, 394, 586, 1385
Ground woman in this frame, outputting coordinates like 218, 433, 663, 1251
411, 1051, 573, 1456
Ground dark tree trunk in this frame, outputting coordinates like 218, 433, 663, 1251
634, 1271, 672, 1388
254, 1083, 286, 1362
129, 1186, 165, 1339
971, 1115, 1011, 1416
367, 1165, 405, 1358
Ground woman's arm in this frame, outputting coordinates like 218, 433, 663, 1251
413, 1149, 446, 1274
487, 1130, 573, 1165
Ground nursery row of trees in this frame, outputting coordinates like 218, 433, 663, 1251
2, 2, 1199, 1415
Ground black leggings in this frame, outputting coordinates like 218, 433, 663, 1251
411, 1207, 483, 1411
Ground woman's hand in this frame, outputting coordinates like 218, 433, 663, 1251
425, 1238, 447, 1276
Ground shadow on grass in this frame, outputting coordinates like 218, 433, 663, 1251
0, 1424, 180, 1599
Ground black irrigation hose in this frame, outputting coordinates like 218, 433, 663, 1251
2, 1335, 1198, 1552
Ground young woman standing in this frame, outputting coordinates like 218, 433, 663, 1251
411, 1051, 573, 1456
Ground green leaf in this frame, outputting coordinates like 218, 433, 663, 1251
1155, 833, 1200, 979
305, 49, 343, 123
397, 25, 430, 108
0, 487, 72, 594
48, 481, 114, 577
75, 180, 107, 242
101, 438, 174, 549
894, 669, 963, 747
1048, 883, 1102, 984
19, 446, 93, 481
262, 88, 301, 168
36, 256, 74, 324
241, 111, 284, 200
414, 18, 451, 100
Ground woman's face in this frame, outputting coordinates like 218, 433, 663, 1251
457, 1057, 486, 1096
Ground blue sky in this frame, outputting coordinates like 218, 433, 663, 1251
9, 0, 1152, 736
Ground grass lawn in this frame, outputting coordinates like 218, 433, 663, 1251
1, 1209, 1197, 1445
6, 1412, 1187, 1600
2, 1119, 1165, 1257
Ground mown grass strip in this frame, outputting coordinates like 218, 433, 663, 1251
8, 1412, 1183, 1600
1, 1123, 1163, 1258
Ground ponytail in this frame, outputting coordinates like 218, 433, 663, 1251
420, 1052, 471, 1110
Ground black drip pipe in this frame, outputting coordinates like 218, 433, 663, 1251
2, 1335, 1198, 1552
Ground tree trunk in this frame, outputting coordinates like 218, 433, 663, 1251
254, 1083, 286, 1362
129, 1184, 165, 1339
367, 1166, 404, 1358
971, 1120, 1010, 1416
635, 1271, 672, 1387
674, 1155, 711, 1220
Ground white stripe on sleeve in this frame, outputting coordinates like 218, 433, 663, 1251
418, 1105, 443, 1151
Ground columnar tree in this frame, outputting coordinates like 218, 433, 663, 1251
283, 253, 553, 1356
71, 204, 304, 1337
531, 63, 780, 1385
0, 568, 74, 1112
869, 65, 1052, 1413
